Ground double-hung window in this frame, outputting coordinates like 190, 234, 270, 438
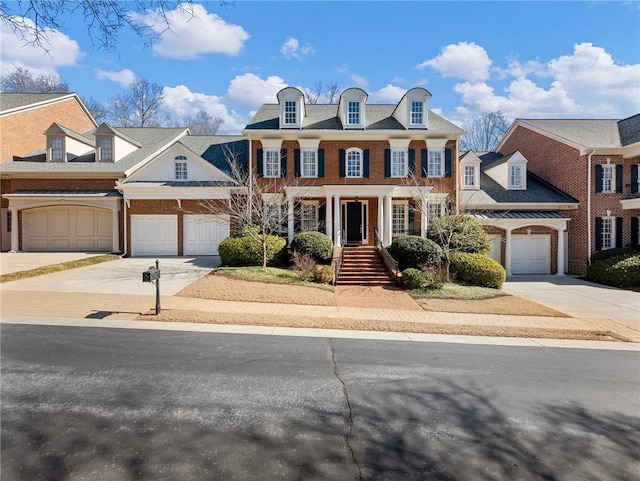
301, 202, 319, 232
391, 150, 407, 177
175, 156, 188, 180
347, 101, 360, 125
346, 149, 362, 178
510, 165, 523, 188
48, 137, 64, 161
264, 202, 286, 233
428, 203, 443, 220
98, 137, 113, 161
410, 101, 423, 125
601, 165, 614, 193
264, 150, 280, 178
392, 203, 408, 237
463, 166, 476, 188
601, 217, 614, 250
428, 150, 443, 177
284, 101, 297, 125
301, 150, 317, 178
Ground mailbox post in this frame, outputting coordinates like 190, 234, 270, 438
142, 260, 161, 314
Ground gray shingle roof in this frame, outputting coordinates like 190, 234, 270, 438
618, 114, 640, 146
518, 119, 623, 148
181, 136, 248, 175
0, 92, 73, 113
245, 104, 464, 133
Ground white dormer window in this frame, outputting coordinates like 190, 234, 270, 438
347, 101, 360, 125
48, 136, 64, 162
175, 155, 188, 181
97, 137, 113, 162
509, 165, 523, 189
339, 88, 367, 129
391, 150, 407, 177
464, 165, 477, 188
410, 101, 423, 126
284, 101, 297, 125
277, 87, 305, 129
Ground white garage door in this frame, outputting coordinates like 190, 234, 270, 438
184, 215, 229, 255
131, 215, 177, 256
511, 234, 550, 274
24, 206, 112, 252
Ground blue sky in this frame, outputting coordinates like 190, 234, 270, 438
2, 1, 639, 133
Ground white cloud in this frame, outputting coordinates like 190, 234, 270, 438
349, 74, 368, 88
280, 37, 315, 59
129, 3, 249, 59
95, 68, 136, 87
0, 16, 82, 75
370, 84, 406, 102
226, 73, 287, 108
162, 85, 246, 134
417, 42, 492, 82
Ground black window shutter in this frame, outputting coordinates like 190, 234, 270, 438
632, 217, 639, 248
595, 165, 602, 192
444, 149, 452, 177
339, 149, 345, 177
408, 149, 415, 176
408, 204, 414, 235
318, 149, 325, 178
363, 149, 370, 178
421, 149, 428, 177
294, 149, 300, 177
632, 166, 639, 194
384, 149, 391, 178
616, 165, 623, 193
257, 148, 263, 177
280, 149, 287, 178
318, 203, 326, 233
595, 217, 603, 251
616, 217, 623, 248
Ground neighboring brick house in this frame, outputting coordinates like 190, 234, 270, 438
0, 120, 243, 255
0, 93, 97, 162
496, 116, 640, 275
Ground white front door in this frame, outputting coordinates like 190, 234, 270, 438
183, 215, 229, 255
511, 234, 550, 274
131, 215, 178, 256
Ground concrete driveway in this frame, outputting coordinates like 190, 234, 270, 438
0, 256, 219, 296
503, 275, 640, 322
0, 252, 102, 276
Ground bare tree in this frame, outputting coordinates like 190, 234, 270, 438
304, 81, 340, 104
459, 111, 509, 152
0, 1, 238, 51
80, 96, 108, 124
0, 65, 68, 92
325, 82, 341, 104
185, 110, 224, 135
108, 78, 168, 127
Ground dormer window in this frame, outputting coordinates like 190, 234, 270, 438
339, 88, 367, 129
97, 137, 113, 162
347, 101, 361, 125
284, 101, 297, 125
48, 136, 64, 162
277, 87, 305, 129
410, 101, 423, 126
175, 155, 188, 181
464, 165, 477, 188
509, 165, 523, 189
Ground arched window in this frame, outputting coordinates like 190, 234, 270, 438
174, 155, 188, 180
345, 148, 363, 178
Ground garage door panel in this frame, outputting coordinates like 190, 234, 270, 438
184, 215, 229, 256
50, 209, 70, 237
76, 209, 96, 237
512, 234, 550, 274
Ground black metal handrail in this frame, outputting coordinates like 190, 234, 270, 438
333, 242, 345, 286
374, 227, 400, 285
623, 183, 640, 200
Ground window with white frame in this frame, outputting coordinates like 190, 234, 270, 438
346, 149, 362, 178
601, 217, 614, 250
48, 137, 64, 161
301, 150, 317, 177
391, 150, 407, 177
510, 165, 523, 188
301, 202, 319, 232
284, 101, 297, 125
428, 149, 444, 177
602, 165, 615, 193
264, 150, 280, 178
463, 165, 476, 188
410, 101, 423, 125
98, 137, 113, 161
175, 156, 188, 180
392, 203, 407, 237
264, 202, 286, 233
428, 202, 443, 219
347, 101, 360, 125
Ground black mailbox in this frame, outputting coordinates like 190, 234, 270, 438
142, 267, 160, 283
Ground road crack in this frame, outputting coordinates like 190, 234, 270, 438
329, 338, 363, 481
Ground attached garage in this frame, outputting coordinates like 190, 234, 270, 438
131, 215, 177, 256
23, 206, 113, 252
183, 214, 229, 255
511, 234, 550, 274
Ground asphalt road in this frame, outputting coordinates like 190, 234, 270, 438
1, 324, 639, 481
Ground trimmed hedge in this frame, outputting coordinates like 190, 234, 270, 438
388, 235, 443, 270
591, 247, 640, 263
290, 231, 333, 264
402, 268, 426, 289
586, 254, 640, 288
427, 214, 490, 255
449, 252, 506, 289
218, 235, 287, 267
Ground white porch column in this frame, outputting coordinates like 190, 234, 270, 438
421, 198, 428, 238
325, 196, 333, 241
556, 228, 565, 276
287, 198, 295, 245
384, 195, 392, 245
504, 228, 513, 276
333, 195, 341, 246
9, 207, 19, 252
377, 195, 384, 243
112, 206, 120, 253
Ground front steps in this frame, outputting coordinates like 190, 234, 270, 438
336, 246, 396, 286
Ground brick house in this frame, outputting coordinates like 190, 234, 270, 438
496, 116, 640, 275
0, 120, 244, 255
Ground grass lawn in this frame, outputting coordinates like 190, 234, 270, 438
0, 254, 120, 283
408, 283, 508, 300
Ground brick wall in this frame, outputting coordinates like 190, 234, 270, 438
1, 98, 95, 162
